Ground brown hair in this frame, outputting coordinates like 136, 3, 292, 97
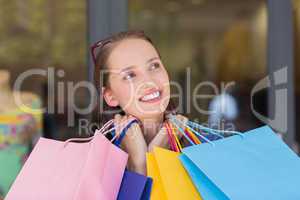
92, 30, 177, 127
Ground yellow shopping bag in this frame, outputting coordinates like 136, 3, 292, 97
146, 152, 167, 200
146, 147, 202, 200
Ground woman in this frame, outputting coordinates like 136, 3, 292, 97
92, 30, 188, 175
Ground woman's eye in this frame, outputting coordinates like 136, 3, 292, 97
149, 62, 161, 71
123, 72, 136, 80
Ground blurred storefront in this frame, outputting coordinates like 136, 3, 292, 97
0, 0, 87, 140
128, 0, 268, 132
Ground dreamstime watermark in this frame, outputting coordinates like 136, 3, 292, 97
11, 66, 289, 135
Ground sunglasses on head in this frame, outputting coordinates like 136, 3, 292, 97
90, 37, 112, 66
90, 30, 147, 66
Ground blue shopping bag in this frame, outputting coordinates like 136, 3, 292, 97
141, 177, 152, 200
111, 119, 153, 200
180, 125, 300, 200
117, 170, 152, 200
180, 155, 228, 200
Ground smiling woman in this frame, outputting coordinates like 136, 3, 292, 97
92, 30, 177, 122
91, 30, 186, 174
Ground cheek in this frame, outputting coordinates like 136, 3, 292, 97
156, 70, 170, 92
110, 81, 132, 103
113, 82, 140, 114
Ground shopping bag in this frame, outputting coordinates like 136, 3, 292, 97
179, 154, 228, 200
180, 125, 300, 200
166, 114, 228, 199
146, 152, 167, 200
111, 116, 201, 200
5, 130, 128, 200
141, 177, 153, 200
109, 118, 153, 200
117, 170, 152, 200
147, 147, 201, 200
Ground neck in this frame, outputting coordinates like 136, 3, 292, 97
141, 113, 165, 144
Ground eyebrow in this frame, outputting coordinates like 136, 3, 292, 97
117, 57, 160, 74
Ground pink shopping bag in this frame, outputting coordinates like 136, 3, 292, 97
5, 130, 128, 200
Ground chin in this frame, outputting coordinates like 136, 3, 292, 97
130, 108, 165, 120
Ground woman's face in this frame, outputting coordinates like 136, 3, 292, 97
102, 38, 170, 120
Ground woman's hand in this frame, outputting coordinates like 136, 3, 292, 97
148, 114, 188, 152
114, 114, 148, 175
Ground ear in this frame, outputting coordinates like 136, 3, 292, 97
102, 87, 119, 107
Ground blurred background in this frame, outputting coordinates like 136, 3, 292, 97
0, 0, 299, 197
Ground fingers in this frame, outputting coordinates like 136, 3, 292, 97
157, 123, 167, 136
127, 114, 138, 122
148, 124, 169, 152
176, 114, 188, 124
113, 114, 121, 135
114, 114, 129, 136
114, 114, 127, 135
177, 114, 189, 137
167, 114, 189, 139
113, 114, 139, 136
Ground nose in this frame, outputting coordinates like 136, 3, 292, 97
141, 70, 153, 81
142, 82, 158, 90
135, 70, 159, 95
137, 80, 159, 96
139, 72, 156, 87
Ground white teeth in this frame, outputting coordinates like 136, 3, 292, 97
141, 91, 160, 101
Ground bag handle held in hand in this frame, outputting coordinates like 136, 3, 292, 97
63, 118, 138, 147
168, 114, 243, 147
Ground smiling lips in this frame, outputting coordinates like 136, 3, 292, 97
139, 90, 162, 103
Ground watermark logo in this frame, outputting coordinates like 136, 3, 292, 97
251, 67, 288, 133
10, 66, 290, 136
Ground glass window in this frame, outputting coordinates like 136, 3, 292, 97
129, 0, 267, 132
0, 0, 87, 139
